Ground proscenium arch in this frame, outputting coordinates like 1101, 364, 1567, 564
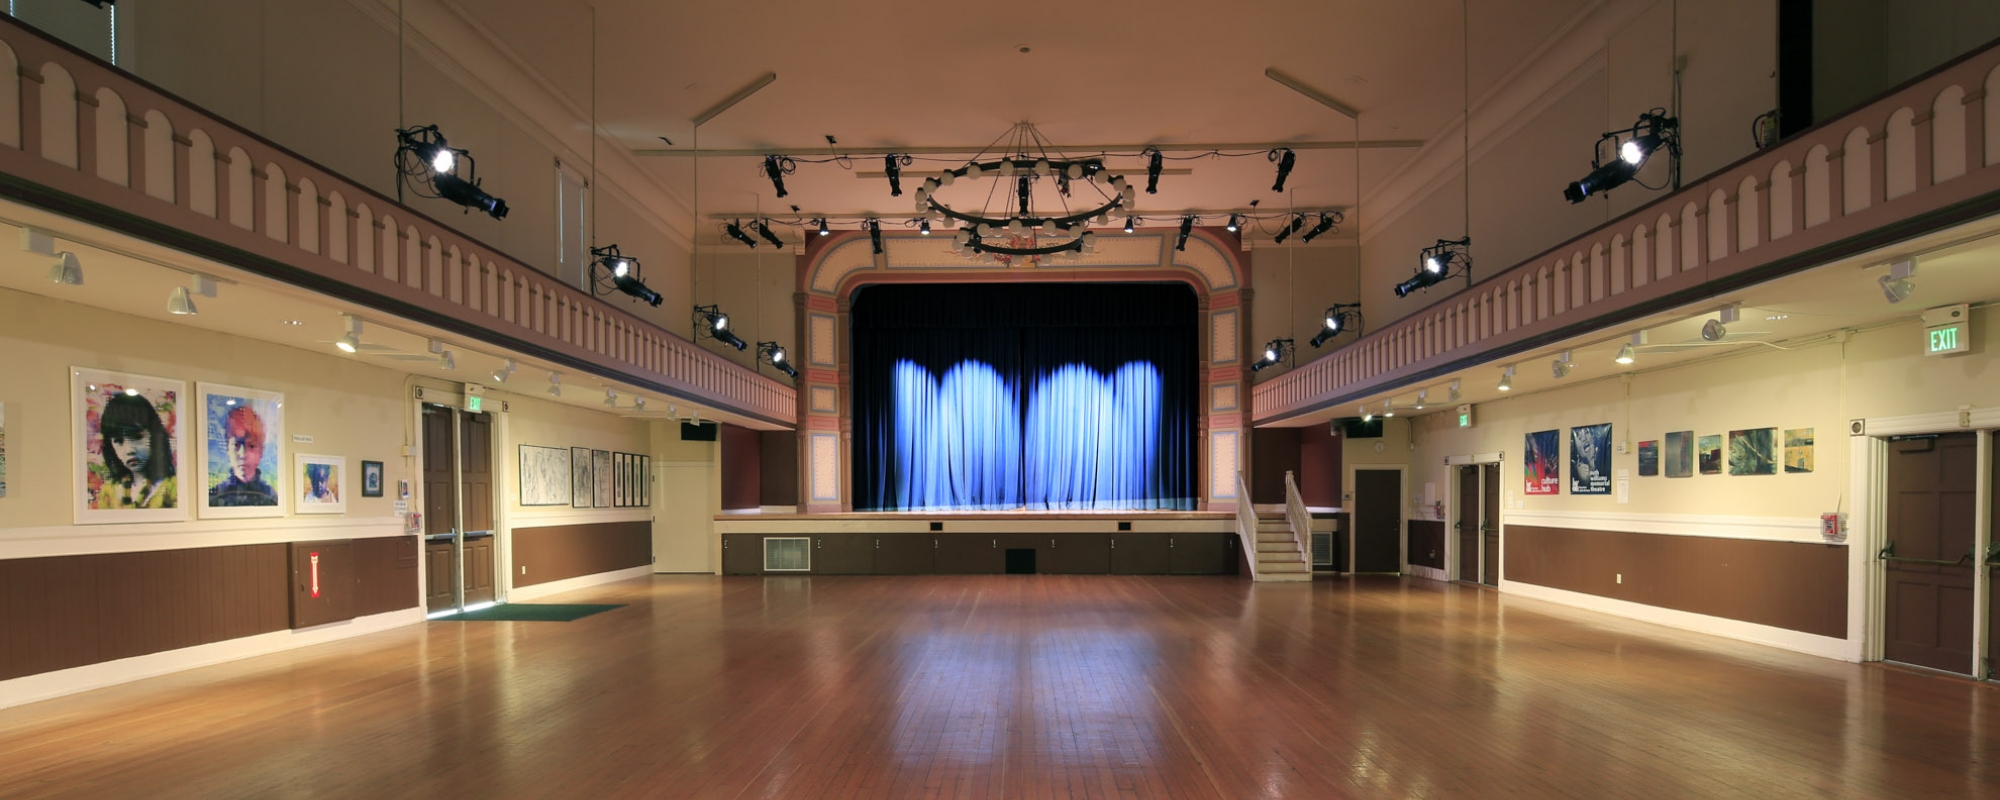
801, 226, 1246, 300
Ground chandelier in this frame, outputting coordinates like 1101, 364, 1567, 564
909, 123, 1136, 259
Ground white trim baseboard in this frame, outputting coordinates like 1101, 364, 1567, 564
0, 607, 423, 710
1504, 580, 1859, 662
508, 565, 652, 602
1505, 509, 1828, 544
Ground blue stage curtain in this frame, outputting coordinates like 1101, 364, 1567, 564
852, 283, 1196, 511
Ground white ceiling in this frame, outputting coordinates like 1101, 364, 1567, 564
450, 0, 1597, 242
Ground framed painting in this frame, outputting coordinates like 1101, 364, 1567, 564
361, 460, 385, 498
196, 382, 284, 519
571, 446, 593, 508
518, 445, 571, 506
613, 453, 628, 507
593, 449, 613, 508
295, 453, 346, 514
640, 455, 651, 506
73, 367, 188, 524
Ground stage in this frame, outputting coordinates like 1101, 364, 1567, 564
714, 510, 1251, 576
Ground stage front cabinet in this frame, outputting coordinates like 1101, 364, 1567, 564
720, 534, 1236, 576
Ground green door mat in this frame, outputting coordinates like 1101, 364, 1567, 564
439, 603, 623, 622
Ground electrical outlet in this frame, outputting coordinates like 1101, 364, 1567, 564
1616, 573, 1622, 584
520, 566, 527, 575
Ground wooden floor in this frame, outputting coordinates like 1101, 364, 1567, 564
2, 576, 1997, 799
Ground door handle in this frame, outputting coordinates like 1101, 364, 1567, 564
1111, 539, 1116, 549
1878, 541, 1895, 560
992, 539, 996, 549
816, 538, 822, 549
1050, 539, 1056, 548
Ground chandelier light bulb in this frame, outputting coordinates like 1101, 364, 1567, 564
999, 160, 1016, 177
965, 164, 982, 179
1066, 163, 1083, 179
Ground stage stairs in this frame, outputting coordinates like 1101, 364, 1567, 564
1253, 512, 1312, 580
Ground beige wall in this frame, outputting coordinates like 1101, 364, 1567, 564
1814, 0, 2000, 124
1249, 243, 1359, 384
499, 390, 650, 520
691, 249, 798, 381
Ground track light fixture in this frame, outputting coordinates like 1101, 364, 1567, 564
1362, 406, 1374, 423
335, 315, 363, 353
1225, 214, 1240, 233
1551, 350, 1573, 379
762, 155, 794, 198
1879, 259, 1916, 304
1273, 213, 1306, 244
1310, 303, 1362, 347
755, 220, 786, 248
1449, 380, 1462, 402
168, 286, 198, 316
884, 154, 909, 196
43, 250, 81, 285
694, 304, 747, 350
1395, 237, 1472, 297
429, 339, 456, 370
1614, 332, 1646, 365
725, 220, 759, 249
634, 396, 646, 412
1299, 212, 1339, 243
758, 341, 799, 378
548, 372, 562, 397
1414, 390, 1427, 411
604, 387, 618, 407
492, 359, 516, 383
589, 244, 663, 307
1143, 147, 1163, 194
1383, 400, 1395, 418
816, 218, 830, 236
868, 219, 884, 255
1563, 109, 1679, 204
1249, 338, 1296, 373
1176, 216, 1194, 251
919, 219, 931, 235
1269, 148, 1296, 192
1123, 217, 1136, 233
1701, 306, 1739, 341
395, 125, 508, 219
1498, 364, 1515, 392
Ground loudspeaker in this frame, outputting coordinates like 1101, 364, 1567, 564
680, 421, 719, 441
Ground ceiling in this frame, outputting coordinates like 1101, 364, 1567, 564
1277, 212, 2000, 428
448, 0, 1598, 243
0, 200, 765, 429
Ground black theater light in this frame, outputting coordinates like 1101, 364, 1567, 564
395, 125, 508, 219
590, 244, 662, 306
763, 155, 793, 198
755, 219, 786, 247
1394, 237, 1471, 298
725, 220, 759, 249
1273, 213, 1305, 244
1299, 212, 1336, 243
693, 304, 747, 350
1144, 147, 1163, 194
1250, 338, 1295, 373
1269, 148, 1296, 192
1225, 214, 1241, 233
868, 219, 884, 254
1563, 110, 1679, 204
758, 341, 799, 378
1310, 303, 1361, 347
1123, 216, 1136, 233
1175, 216, 1193, 251
816, 218, 831, 237
884, 154, 906, 196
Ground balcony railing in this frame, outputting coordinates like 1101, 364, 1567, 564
1255, 40, 2000, 424
0, 18, 793, 426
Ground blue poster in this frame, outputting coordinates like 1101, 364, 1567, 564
1570, 423, 1613, 495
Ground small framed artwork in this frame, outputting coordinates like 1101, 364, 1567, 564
640, 455, 651, 506
295, 453, 346, 514
1697, 434, 1723, 475
571, 446, 593, 508
74, 367, 189, 524
1784, 428, 1815, 473
1637, 440, 1659, 476
361, 460, 385, 497
613, 453, 629, 507
592, 449, 613, 508
196, 382, 285, 519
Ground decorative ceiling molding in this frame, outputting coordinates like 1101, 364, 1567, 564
1358, 0, 1656, 244
345, 0, 696, 250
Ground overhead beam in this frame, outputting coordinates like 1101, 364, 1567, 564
691, 72, 777, 128
1264, 68, 1360, 119
634, 139, 1422, 157
703, 206, 1347, 221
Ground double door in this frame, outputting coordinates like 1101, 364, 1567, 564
1880, 433, 1984, 675
422, 404, 496, 614
1455, 463, 1501, 586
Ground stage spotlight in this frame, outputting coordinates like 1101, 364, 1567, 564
335, 315, 363, 353
1300, 212, 1336, 243
634, 396, 647, 412
1273, 213, 1305, 244
1563, 110, 1678, 204
396, 126, 508, 219
1310, 303, 1361, 347
1176, 216, 1193, 251
763, 155, 792, 198
433, 173, 509, 219
1144, 148, 1163, 194
1879, 259, 1916, 304
591, 245, 662, 306
1551, 350, 1573, 379
548, 372, 562, 397
755, 220, 786, 247
1249, 338, 1295, 372
816, 218, 830, 237
1498, 364, 1514, 392
725, 220, 759, 249
1269, 148, 1296, 192
493, 359, 516, 383
885, 154, 906, 196
868, 219, 884, 254
695, 304, 747, 350
919, 219, 931, 235
1123, 217, 1136, 233
758, 341, 799, 378
1225, 214, 1240, 233
1396, 237, 1470, 297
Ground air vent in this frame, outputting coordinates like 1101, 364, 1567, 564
763, 537, 811, 571
1310, 531, 1334, 566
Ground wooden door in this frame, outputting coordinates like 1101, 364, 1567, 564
873, 535, 934, 574
812, 534, 874, 574
1169, 534, 1229, 574
721, 535, 764, 575
1481, 464, 1501, 586
1882, 434, 1977, 674
1111, 534, 1170, 574
424, 542, 454, 612
936, 536, 1002, 574
421, 406, 455, 535
462, 535, 496, 605
1042, 534, 1111, 574
1353, 469, 1402, 573
1455, 465, 1479, 581
458, 412, 494, 533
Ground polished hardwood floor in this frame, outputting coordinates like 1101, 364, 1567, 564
2, 575, 1996, 799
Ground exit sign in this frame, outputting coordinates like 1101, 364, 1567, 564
1922, 304, 1970, 356
1456, 404, 1474, 428
463, 383, 487, 412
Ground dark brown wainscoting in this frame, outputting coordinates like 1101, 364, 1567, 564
1407, 520, 1446, 570
513, 522, 651, 586
354, 537, 420, 617
1505, 526, 1847, 638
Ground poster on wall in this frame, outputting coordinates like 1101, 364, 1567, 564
593, 449, 613, 507
195, 383, 284, 519
1637, 440, 1659, 477
1524, 430, 1560, 495
1728, 428, 1778, 475
1569, 424, 1612, 495
571, 447, 593, 508
1664, 431, 1694, 478
295, 453, 346, 514
1697, 434, 1723, 475
518, 445, 571, 506
1784, 428, 1814, 473
73, 367, 188, 524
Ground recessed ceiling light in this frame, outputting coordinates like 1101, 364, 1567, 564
281, 320, 303, 326
1765, 314, 1788, 321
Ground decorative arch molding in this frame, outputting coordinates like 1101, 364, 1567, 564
793, 227, 1253, 512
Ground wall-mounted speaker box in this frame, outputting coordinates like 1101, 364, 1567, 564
1342, 417, 1384, 439
680, 421, 719, 441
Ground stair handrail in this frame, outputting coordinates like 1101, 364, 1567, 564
1234, 470, 1260, 579
1284, 470, 1313, 568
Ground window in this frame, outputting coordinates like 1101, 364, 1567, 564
555, 162, 589, 292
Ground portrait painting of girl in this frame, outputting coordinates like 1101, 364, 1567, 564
74, 368, 187, 524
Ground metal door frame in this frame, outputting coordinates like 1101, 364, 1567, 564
1445, 452, 1504, 584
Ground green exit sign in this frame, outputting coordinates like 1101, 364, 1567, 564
1925, 323, 1967, 356
1456, 404, 1474, 428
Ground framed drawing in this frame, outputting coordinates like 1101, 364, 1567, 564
518, 445, 570, 506
295, 453, 346, 514
74, 367, 188, 524
361, 460, 385, 497
640, 455, 651, 506
571, 446, 593, 508
592, 449, 612, 508
196, 382, 285, 519
612, 453, 627, 507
